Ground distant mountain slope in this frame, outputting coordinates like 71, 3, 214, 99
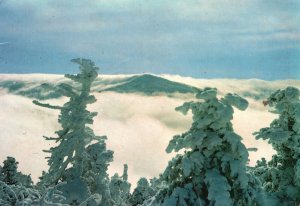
1, 74, 299, 101
104, 74, 197, 94
0, 80, 62, 100
0, 74, 197, 100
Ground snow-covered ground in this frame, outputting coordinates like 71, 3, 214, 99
0, 74, 299, 187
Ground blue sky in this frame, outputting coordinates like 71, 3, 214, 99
0, 0, 299, 79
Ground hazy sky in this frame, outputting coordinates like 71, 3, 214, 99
0, 0, 299, 79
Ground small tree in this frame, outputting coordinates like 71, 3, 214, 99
253, 87, 300, 205
34, 58, 114, 204
130, 177, 155, 206
147, 88, 265, 206
109, 164, 131, 206
2, 156, 19, 185
121, 164, 131, 201
17, 172, 33, 187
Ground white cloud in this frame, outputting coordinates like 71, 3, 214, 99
232, 108, 276, 165
0, 89, 191, 186
0, 93, 61, 181
1, 74, 294, 187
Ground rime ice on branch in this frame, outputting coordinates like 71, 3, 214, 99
109, 164, 131, 206
253, 87, 300, 205
147, 88, 265, 206
33, 58, 113, 205
130, 177, 156, 206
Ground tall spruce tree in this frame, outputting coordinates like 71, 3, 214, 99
146, 88, 265, 206
253, 87, 300, 205
34, 58, 114, 205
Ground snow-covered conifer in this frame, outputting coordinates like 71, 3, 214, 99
33, 58, 114, 205
2, 156, 19, 185
0, 180, 42, 205
82, 141, 114, 205
109, 164, 131, 205
253, 86, 300, 205
0, 181, 17, 205
130, 177, 155, 206
1, 156, 33, 188
147, 88, 265, 206
17, 172, 33, 187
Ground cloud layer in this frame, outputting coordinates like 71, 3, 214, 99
1, 74, 291, 187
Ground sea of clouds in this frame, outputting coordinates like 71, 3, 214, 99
1, 74, 299, 187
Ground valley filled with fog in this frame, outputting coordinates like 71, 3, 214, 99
1, 74, 299, 187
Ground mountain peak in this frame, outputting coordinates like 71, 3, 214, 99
104, 74, 197, 95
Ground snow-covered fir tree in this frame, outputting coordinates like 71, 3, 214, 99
109, 164, 131, 206
253, 86, 300, 205
129, 177, 155, 206
1, 156, 33, 188
33, 58, 114, 205
146, 88, 265, 206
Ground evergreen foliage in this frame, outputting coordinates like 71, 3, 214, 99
0, 166, 3, 181
82, 141, 114, 205
33, 58, 114, 205
148, 177, 162, 194
2, 156, 19, 185
253, 86, 300, 205
109, 164, 131, 206
0, 180, 66, 206
17, 173, 33, 187
0, 180, 102, 206
130, 177, 155, 206
146, 88, 265, 206
0, 156, 33, 187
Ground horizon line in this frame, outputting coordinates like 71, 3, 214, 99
0, 72, 299, 82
